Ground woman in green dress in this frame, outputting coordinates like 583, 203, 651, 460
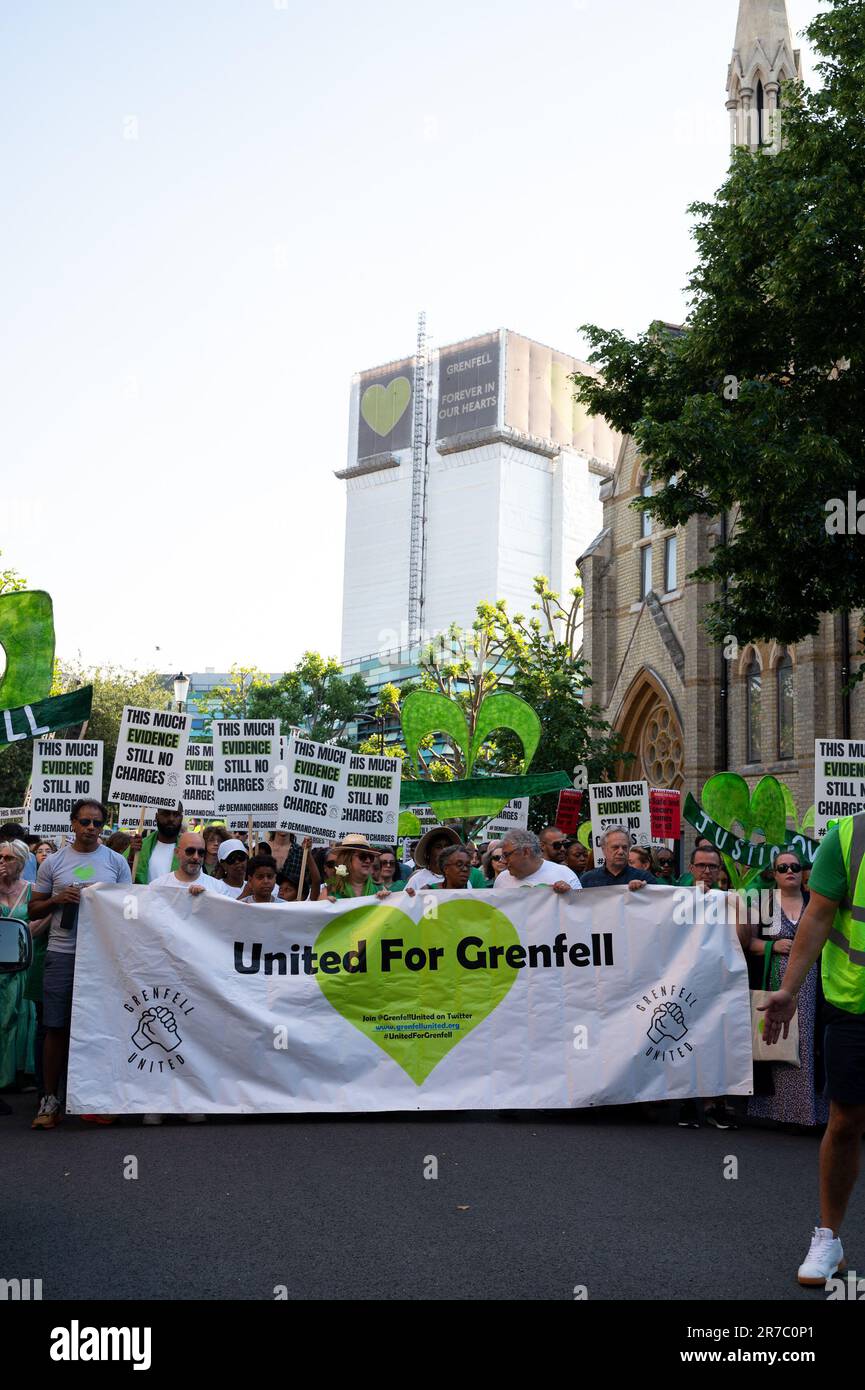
324, 837, 393, 900
0, 838, 36, 1096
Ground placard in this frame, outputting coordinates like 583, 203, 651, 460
814, 738, 865, 838
277, 737, 401, 846
649, 788, 682, 841
555, 789, 583, 837
0, 806, 28, 827
213, 719, 281, 832
119, 805, 157, 832
29, 739, 104, 837
588, 780, 651, 868
183, 742, 215, 823
109, 707, 193, 811
480, 798, 529, 839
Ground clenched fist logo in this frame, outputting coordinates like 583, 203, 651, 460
646, 1002, 688, 1045
131, 1006, 182, 1053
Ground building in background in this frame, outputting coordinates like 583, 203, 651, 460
338, 329, 620, 672
579, 0, 864, 820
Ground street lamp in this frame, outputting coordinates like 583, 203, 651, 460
173, 671, 190, 712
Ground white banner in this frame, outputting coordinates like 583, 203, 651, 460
119, 805, 157, 832
814, 738, 865, 838
108, 707, 192, 811
183, 742, 215, 823
30, 738, 104, 837
213, 719, 281, 831
588, 780, 651, 867
67, 885, 752, 1114
277, 737, 401, 846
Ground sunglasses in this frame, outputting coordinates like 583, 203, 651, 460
658, 858, 674, 867
354, 851, 376, 864
77, 817, 104, 829
0, 853, 18, 862
548, 840, 566, 850
776, 862, 802, 873
184, 847, 206, 858
491, 852, 504, 861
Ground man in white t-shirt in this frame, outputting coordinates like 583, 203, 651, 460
149, 831, 233, 897
493, 829, 581, 893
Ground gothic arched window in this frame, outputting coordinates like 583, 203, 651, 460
746, 655, 762, 763
756, 79, 765, 145
777, 650, 795, 760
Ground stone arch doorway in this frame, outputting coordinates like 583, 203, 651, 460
613, 668, 685, 788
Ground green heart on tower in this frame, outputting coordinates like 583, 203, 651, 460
360, 377, 412, 438
314, 898, 521, 1084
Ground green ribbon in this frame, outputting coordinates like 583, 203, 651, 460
0, 686, 93, 749
399, 770, 571, 812
683, 792, 821, 869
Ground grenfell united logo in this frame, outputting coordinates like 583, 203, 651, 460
635, 983, 698, 1062
123, 985, 194, 1075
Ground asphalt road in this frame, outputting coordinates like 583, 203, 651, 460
3, 1095, 859, 1301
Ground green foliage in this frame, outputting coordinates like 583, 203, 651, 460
0, 551, 27, 596
572, 0, 865, 657
196, 664, 271, 725
247, 652, 369, 745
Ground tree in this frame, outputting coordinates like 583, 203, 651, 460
0, 551, 27, 596
196, 664, 270, 726
572, 0, 865, 655
485, 580, 629, 829
0, 661, 172, 807
247, 652, 369, 745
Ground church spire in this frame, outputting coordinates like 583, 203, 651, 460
727, 0, 802, 151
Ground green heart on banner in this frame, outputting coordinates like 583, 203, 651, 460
400, 689, 541, 822
701, 773, 788, 889
314, 898, 520, 1084
360, 377, 411, 438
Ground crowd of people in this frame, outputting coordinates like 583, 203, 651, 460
0, 802, 825, 1142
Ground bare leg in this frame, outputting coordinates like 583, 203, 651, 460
820, 1101, 865, 1234
42, 1027, 69, 1098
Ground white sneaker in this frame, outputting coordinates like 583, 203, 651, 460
142, 1113, 164, 1126
798, 1227, 845, 1286
184, 1113, 206, 1124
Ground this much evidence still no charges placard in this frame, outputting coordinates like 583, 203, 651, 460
213, 719, 281, 831
108, 707, 193, 811
588, 780, 651, 867
277, 736, 401, 846
30, 739, 104, 837
814, 738, 865, 838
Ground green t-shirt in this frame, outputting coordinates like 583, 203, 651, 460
808, 825, 848, 903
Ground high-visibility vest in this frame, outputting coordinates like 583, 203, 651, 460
822, 813, 865, 1013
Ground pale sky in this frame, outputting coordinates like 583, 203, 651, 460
2, 0, 819, 677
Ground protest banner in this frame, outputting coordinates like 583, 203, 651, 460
0, 686, 93, 749
67, 883, 752, 1114
29, 738, 103, 838
683, 793, 820, 870
183, 742, 215, 823
649, 788, 682, 841
555, 789, 583, 837
213, 719, 281, 833
814, 738, 865, 838
588, 780, 651, 867
109, 707, 192, 811
277, 736, 401, 846
0, 806, 28, 826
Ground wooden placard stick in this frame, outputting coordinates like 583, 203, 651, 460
298, 843, 309, 900
248, 813, 254, 855
130, 807, 147, 881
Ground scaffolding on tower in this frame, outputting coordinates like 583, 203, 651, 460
407, 311, 428, 648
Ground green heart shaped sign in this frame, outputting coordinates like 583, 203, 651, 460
400, 689, 541, 822
0, 590, 55, 710
314, 898, 520, 1084
701, 773, 788, 889
360, 377, 411, 438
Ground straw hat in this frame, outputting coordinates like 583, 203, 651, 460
413, 824, 461, 869
333, 834, 374, 852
